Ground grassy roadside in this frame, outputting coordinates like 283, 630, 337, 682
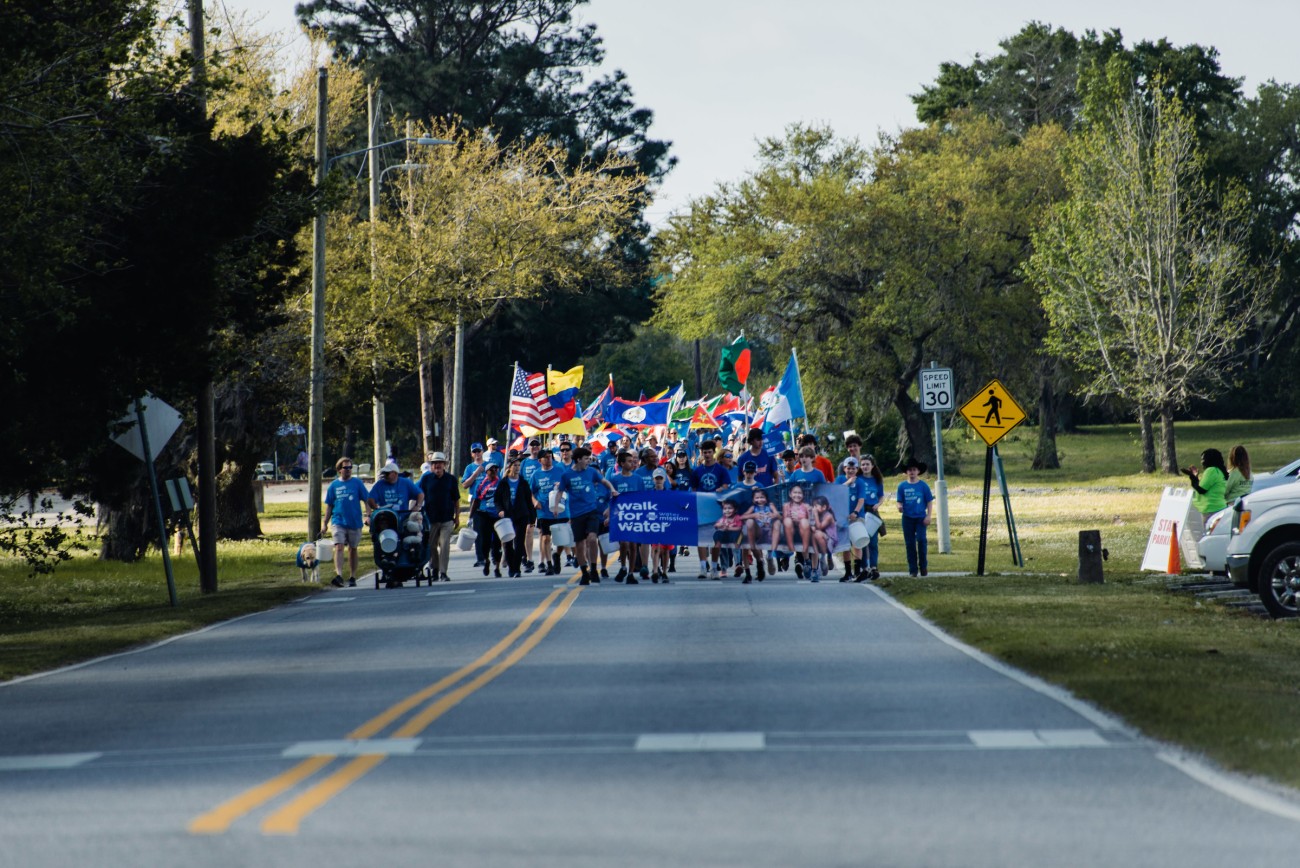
2, 419, 1298, 789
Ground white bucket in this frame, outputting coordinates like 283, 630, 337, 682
849, 513, 882, 548
549, 522, 574, 548
314, 538, 333, 564
494, 517, 516, 543
549, 489, 567, 514
456, 526, 478, 551
598, 532, 619, 555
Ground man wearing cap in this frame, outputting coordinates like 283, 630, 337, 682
420, 452, 460, 582
482, 437, 505, 471
323, 457, 370, 587
367, 461, 423, 514
797, 433, 835, 483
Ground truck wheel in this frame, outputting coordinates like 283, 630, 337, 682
1257, 541, 1300, 619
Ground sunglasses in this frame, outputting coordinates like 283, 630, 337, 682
340, 465, 353, 470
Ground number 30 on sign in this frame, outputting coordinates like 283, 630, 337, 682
919, 368, 953, 413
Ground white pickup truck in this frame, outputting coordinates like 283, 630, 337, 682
1225, 479, 1300, 618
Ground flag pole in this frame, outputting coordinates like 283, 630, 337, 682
791, 346, 805, 440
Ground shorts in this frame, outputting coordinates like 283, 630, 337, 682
331, 526, 362, 548
570, 511, 602, 539
713, 530, 741, 546
537, 517, 565, 537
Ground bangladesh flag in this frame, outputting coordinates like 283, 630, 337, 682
718, 336, 751, 395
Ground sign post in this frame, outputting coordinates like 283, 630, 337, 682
112, 394, 182, 607
958, 379, 1026, 576
918, 363, 953, 553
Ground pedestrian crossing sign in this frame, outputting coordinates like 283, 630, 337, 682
958, 379, 1026, 447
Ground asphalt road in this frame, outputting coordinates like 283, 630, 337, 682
2, 546, 1298, 867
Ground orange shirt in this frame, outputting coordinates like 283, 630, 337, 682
814, 455, 834, 482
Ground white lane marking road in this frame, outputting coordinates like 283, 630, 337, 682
635, 733, 766, 752
968, 730, 1110, 749
282, 739, 421, 758
0, 753, 101, 771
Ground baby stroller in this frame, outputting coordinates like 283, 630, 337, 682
369, 508, 433, 589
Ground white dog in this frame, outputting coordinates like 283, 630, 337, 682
297, 542, 320, 583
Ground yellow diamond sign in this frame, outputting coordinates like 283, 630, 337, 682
958, 379, 1026, 448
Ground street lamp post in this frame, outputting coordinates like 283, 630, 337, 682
305, 69, 451, 539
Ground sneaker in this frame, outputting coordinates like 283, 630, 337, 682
482, 562, 489, 576
840, 572, 853, 582
871, 567, 880, 581
766, 556, 776, 574
795, 561, 804, 580
697, 570, 707, 580
565, 555, 576, 568
651, 572, 659, 584
440, 573, 451, 582
810, 569, 820, 583
579, 575, 591, 586
640, 567, 650, 582
733, 564, 744, 578
778, 555, 790, 572
742, 573, 752, 584
756, 561, 766, 582
660, 573, 670, 584
553, 554, 563, 572
348, 577, 357, 587
600, 567, 609, 579
626, 574, 639, 585
615, 568, 626, 583
524, 560, 535, 574
331, 575, 344, 588
473, 560, 484, 568
494, 566, 502, 578
744, 567, 752, 582
920, 569, 929, 577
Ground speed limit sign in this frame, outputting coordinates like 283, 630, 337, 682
919, 367, 953, 413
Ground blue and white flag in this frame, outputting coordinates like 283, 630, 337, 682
765, 352, 806, 429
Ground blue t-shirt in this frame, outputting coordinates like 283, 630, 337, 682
835, 475, 867, 514
635, 466, 656, 483
325, 477, 369, 528
690, 462, 731, 493
670, 473, 692, 493
789, 467, 827, 485
368, 476, 421, 512
610, 472, 645, 497
533, 465, 568, 519
483, 450, 506, 470
740, 449, 781, 486
896, 479, 934, 518
861, 476, 883, 509
473, 476, 501, 513
460, 460, 486, 487
559, 466, 606, 518
520, 457, 543, 488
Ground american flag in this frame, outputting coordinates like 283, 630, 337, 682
510, 367, 558, 430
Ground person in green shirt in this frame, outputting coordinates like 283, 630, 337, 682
1181, 448, 1228, 518
1224, 444, 1253, 505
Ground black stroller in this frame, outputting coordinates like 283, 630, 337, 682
369, 508, 434, 588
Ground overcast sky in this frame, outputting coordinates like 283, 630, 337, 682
224, 0, 1300, 227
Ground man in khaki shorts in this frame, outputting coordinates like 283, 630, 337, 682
323, 457, 370, 586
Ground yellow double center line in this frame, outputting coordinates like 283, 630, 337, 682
189, 580, 583, 836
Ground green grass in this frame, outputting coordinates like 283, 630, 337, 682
3, 420, 1300, 790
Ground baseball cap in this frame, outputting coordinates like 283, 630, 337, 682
486, 437, 498, 445
470, 442, 484, 451
380, 461, 399, 475
742, 460, 757, 472
528, 438, 541, 446
652, 468, 667, 480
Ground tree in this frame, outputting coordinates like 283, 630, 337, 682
1027, 90, 1275, 473
654, 119, 1065, 468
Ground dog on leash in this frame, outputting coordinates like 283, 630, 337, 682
297, 542, 320, 583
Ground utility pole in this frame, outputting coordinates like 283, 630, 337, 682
368, 84, 387, 474
450, 311, 465, 474
188, 0, 218, 593
307, 67, 328, 541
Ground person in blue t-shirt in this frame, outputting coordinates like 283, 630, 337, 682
367, 462, 423, 514
555, 446, 619, 585
531, 449, 569, 576
896, 457, 935, 577
323, 457, 370, 587
834, 457, 868, 582
689, 440, 731, 579
482, 437, 506, 470
741, 428, 782, 486
788, 447, 828, 485
852, 453, 886, 581
516, 439, 545, 573
610, 450, 649, 583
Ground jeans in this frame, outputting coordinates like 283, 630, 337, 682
426, 519, 454, 575
473, 511, 501, 564
901, 515, 928, 575
863, 531, 879, 568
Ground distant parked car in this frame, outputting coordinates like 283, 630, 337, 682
1197, 458, 1300, 575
